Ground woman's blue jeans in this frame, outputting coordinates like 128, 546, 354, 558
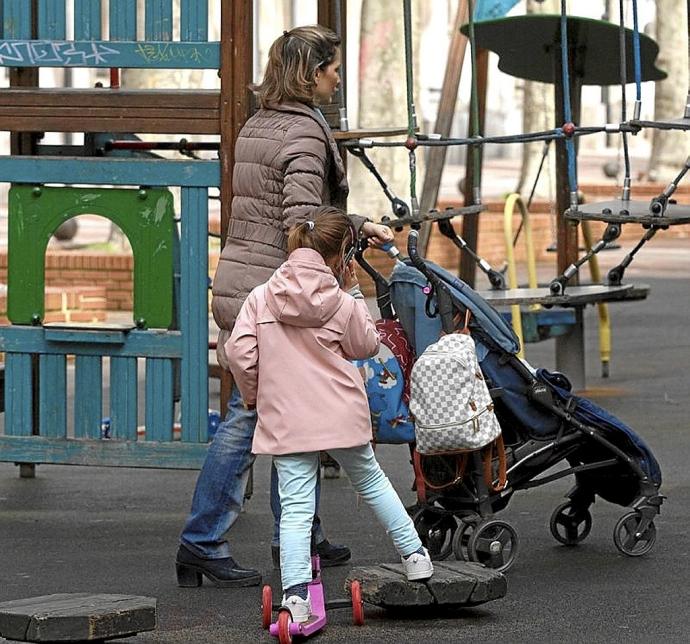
180, 384, 324, 559
274, 443, 421, 590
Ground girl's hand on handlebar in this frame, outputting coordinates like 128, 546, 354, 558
361, 222, 394, 247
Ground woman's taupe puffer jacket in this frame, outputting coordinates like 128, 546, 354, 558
212, 100, 366, 370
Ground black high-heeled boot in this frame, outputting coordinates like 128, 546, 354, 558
176, 544, 261, 588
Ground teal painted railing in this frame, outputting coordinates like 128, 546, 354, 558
0, 157, 220, 469
0, 0, 219, 68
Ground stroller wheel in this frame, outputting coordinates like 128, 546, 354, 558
550, 502, 593, 546
613, 511, 657, 557
468, 519, 519, 572
411, 505, 457, 561
452, 515, 480, 561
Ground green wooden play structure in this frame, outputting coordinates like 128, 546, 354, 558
0, 0, 243, 470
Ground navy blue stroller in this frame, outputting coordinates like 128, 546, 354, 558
356, 232, 663, 572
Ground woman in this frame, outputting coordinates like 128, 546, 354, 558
176, 25, 394, 588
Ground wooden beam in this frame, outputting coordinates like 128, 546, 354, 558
220, 0, 252, 244
554, 46, 581, 277
0, 89, 220, 134
0, 436, 209, 469
218, 0, 253, 414
459, 47, 489, 286
317, 0, 347, 118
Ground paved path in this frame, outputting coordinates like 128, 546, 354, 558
1, 253, 689, 642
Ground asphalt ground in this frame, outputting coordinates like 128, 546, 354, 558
1, 239, 690, 643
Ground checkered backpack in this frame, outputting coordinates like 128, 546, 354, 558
409, 332, 502, 454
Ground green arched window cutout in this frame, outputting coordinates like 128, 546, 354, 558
7, 186, 174, 329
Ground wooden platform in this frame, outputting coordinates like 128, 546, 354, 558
0, 593, 156, 642
566, 200, 690, 226
477, 283, 650, 390
346, 561, 506, 609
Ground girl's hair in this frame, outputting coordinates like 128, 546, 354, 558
287, 206, 355, 268
252, 25, 340, 108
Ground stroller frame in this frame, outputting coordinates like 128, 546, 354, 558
356, 233, 664, 572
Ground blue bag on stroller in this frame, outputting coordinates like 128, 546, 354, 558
354, 318, 415, 444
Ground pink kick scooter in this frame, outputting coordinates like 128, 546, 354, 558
262, 555, 363, 643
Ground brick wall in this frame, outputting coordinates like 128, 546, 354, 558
0, 285, 106, 325
0, 250, 220, 315
1, 181, 686, 308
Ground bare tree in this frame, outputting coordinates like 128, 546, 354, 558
648, 0, 690, 181
348, 0, 424, 222
515, 0, 559, 198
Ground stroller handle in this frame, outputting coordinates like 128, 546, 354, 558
407, 230, 457, 334
354, 239, 395, 320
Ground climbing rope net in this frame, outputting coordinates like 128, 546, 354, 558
341, 0, 690, 294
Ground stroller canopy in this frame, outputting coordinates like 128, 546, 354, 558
390, 260, 521, 356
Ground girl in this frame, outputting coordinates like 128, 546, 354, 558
226, 207, 432, 622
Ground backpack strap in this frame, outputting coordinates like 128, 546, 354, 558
456, 308, 472, 335
412, 449, 427, 504
413, 449, 468, 504
482, 434, 507, 492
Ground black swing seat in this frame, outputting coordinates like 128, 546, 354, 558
566, 199, 690, 226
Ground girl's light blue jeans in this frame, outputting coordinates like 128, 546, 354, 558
180, 384, 325, 558
273, 443, 422, 591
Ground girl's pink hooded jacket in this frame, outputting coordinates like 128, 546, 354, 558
225, 248, 380, 455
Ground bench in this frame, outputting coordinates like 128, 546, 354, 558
476, 283, 650, 390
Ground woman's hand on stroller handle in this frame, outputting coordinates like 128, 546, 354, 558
361, 221, 394, 247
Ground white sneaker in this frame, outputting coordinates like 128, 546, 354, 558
402, 547, 434, 581
281, 592, 311, 623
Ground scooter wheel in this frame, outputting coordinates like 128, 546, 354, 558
278, 610, 292, 644
261, 585, 272, 630
350, 580, 365, 626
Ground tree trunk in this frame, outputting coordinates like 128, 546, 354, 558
348, 0, 424, 222
648, 0, 690, 181
515, 0, 559, 198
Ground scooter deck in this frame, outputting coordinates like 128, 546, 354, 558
345, 561, 506, 608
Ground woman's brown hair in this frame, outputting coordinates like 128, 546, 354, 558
287, 206, 355, 270
252, 25, 340, 108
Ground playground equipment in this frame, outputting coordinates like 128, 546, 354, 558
339, 3, 674, 387
0, 0, 230, 470
502, 193, 615, 377
261, 556, 506, 643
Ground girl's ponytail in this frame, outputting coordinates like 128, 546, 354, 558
287, 220, 318, 253
287, 207, 355, 272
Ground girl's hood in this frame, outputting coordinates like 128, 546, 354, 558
264, 248, 344, 327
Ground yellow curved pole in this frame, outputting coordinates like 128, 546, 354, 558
581, 221, 611, 377
503, 193, 539, 359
